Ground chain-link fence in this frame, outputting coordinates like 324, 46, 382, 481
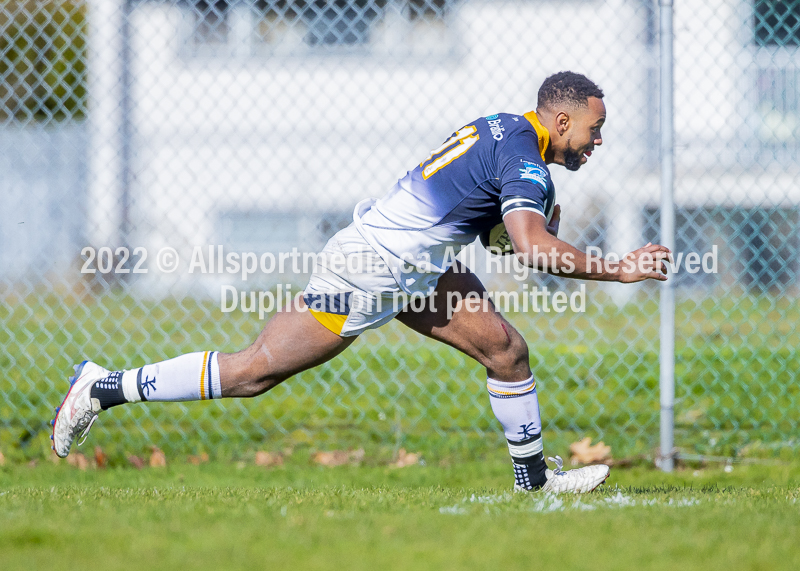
1, 0, 798, 463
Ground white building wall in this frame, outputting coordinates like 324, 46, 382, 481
87, 0, 797, 294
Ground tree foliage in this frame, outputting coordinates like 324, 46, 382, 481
0, 0, 87, 122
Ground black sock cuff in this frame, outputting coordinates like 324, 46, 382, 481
508, 434, 547, 490
512, 451, 545, 466
512, 458, 547, 489
89, 371, 127, 410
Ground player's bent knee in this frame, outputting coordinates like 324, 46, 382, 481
484, 329, 530, 380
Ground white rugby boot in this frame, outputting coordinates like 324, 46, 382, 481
514, 455, 610, 494
51, 361, 110, 458
540, 455, 610, 493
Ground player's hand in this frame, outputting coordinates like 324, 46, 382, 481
618, 243, 672, 283
546, 204, 561, 237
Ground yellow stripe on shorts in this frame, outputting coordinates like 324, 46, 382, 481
308, 309, 348, 336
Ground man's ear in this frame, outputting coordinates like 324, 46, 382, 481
555, 111, 570, 135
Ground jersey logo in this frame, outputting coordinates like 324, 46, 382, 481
519, 160, 548, 188
486, 115, 505, 140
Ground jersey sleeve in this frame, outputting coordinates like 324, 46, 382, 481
497, 133, 553, 220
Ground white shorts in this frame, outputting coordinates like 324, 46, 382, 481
303, 224, 417, 337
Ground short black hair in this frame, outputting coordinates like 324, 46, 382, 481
537, 71, 604, 110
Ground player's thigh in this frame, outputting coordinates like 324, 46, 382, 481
221, 296, 356, 384
257, 296, 357, 375
395, 262, 530, 380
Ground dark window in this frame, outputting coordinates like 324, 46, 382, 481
302, 0, 385, 46
191, 0, 230, 44
755, 0, 800, 47
253, 0, 454, 47
186, 0, 458, 54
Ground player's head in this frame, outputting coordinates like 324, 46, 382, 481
536, 71, 605, 171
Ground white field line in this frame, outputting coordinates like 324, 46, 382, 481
438, 489, 703, 515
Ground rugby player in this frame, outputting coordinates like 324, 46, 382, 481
53, 71, 670, 493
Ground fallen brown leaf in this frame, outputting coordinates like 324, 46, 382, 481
128, 455, 145, 470
390, 448, 420, 468
67, 453, 89, 470
255, 451, 283, 467
94, 446, 108, 469
27, 459, 38, 468
188, 452, 210, 465
312, 451, 348, 467
0, 450, 5, 466
149, 447, 167, 468
569, 437, 612, 465
312, 448, 365, 467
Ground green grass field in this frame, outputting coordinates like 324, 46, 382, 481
2, 459, 800, 570
3, 285, 800, 569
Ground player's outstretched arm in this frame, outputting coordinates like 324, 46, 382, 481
504, 207, 671, 283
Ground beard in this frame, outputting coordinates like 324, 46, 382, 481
563, 140, 583, 171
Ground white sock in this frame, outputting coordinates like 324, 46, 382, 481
487, 374, 542, 443
121, 351, 222, 402
487, 374, 547, 489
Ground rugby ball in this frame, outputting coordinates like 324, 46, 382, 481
481, 202, 555, 255
480, 222, 514, 254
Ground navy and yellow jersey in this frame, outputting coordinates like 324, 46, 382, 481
354, 111, 556, 293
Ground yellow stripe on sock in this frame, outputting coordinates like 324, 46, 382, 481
308, 309, 348, 336
487, 382, 536, 396
199, 350, 209, 400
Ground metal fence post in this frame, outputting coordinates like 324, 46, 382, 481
659, 0, 676, 472
120, 0, 133, 260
